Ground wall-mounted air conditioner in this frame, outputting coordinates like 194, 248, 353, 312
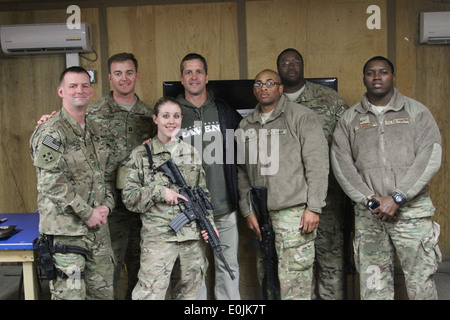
420, 12, 450, 44
0, 22, 93, 54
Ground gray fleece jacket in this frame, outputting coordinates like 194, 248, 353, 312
331, 88, 442, 212
237, 94, 329, 217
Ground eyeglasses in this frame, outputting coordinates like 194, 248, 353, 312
253, 81, 281, 89
279, 60, 301, 68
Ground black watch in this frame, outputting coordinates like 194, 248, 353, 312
391, 192, 405, 205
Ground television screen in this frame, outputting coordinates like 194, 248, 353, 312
163, 78, 338, 117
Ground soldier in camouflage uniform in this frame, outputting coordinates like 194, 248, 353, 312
237, 70, 329, 300
122, 97, 215, 300
30, 67, 116, 300
88, 53, 155, 299
331, 56, 442, 300
36, 53, 155, 299
277, 48, 349, 299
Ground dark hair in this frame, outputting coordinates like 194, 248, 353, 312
363, 56, 395, 75
276, 48, 304, 66
59, 66, 90, 84
153, 96, 182, 116
180, 53, 208, 75
108, 52, 138, 73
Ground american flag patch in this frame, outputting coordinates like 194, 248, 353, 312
42, 135, 61, 151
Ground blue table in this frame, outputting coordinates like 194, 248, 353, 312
0, 212, 40, 300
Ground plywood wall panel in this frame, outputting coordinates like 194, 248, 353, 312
395, 0, 450, 260
107, 6, 157, 105
0, 8, 101, 213
107, 2, 239, 107
0, 55, 64, 213
246, 0, 309, 77
0, 0, 449, 297
246, 0, 386, 106
0, 10, 67, 213
78, 8, 104, 102
153, 2, 239, 84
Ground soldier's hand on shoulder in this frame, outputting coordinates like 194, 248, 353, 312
36, 110, 57, 128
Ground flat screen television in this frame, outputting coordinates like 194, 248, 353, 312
162, 78, 338, 117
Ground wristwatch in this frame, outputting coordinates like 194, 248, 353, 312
391, 191, 406, 205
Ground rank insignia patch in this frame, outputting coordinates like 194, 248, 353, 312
42, 135, 61, 151
359, 115, 370, 125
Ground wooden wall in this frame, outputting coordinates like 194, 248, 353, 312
1, 0, 449, 299
394, 0, 450, 261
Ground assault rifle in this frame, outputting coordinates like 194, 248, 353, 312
250, 186, 280, 300
156, 158, 235, 280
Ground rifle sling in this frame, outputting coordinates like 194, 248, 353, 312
144, 143, 154, 167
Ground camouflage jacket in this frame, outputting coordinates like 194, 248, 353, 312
87, 92, 155, 168
292, 81, 348, 145
289, 81, 349, 206
30, 107, 116, 236
122, 137, 215, 242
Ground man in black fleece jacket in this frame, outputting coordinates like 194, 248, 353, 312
176, 53, 242, 300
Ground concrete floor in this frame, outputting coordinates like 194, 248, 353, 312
0, 261, 449, 300
435, 261, 450, 299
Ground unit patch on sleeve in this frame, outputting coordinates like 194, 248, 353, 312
42, 151, 55, 163
35, 137, 62, 169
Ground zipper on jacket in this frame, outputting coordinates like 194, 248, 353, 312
377, 111, 391, 193
198, 107, 204, 155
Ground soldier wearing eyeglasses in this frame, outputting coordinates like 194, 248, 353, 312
277, 48, 349, 300
236, 69, 329, 299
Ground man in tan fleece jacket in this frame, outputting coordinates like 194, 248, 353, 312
331, 56, 442, 300
236, 69, 329, 300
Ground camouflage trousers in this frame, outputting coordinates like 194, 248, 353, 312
312, 190, 345, 300
354, 203, 442, 300
313, 221, 345, 299
49, 224, 114, 300
132, 240, 207, 300
108, 204, 142, 299
257, 204, 316, 300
